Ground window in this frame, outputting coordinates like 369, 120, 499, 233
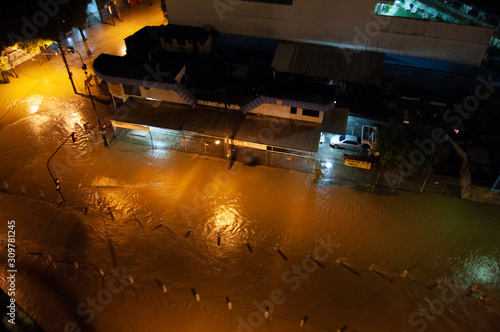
242, 0, 293, 5
302, 109, 319, 117
177, 39, 186, 46
123, 84, 141, 96
290, 107, 297, 114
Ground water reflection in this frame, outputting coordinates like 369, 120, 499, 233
457, 248, 500, 286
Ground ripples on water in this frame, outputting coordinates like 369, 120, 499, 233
454, 248, 500, 287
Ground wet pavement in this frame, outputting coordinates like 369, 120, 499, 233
0, 2, 499, 331
0, 97, 499, 331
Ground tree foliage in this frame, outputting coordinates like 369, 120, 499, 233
0, 0, 92, 49
376, 119, 412, 171
307, 158, 325, 185
376, 119, 445, 175
17, 38, 53, 53
0, 58, 7, 72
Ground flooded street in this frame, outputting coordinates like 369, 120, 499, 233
0, 96, 499, 331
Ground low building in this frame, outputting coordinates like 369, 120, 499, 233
94, 24, 351, 126
94, 24, 379, 170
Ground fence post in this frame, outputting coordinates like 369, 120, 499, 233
148, 126, 154, 149
419, 177, 428, 193
441, 183, 448, 194
461, 184, 470, 199
183, 132, 187, 153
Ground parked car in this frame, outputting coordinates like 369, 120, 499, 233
329, 134, 363, 150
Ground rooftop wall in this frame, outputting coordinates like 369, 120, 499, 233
164, 0, 493, 66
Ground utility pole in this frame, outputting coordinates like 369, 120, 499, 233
58, 42, 77, 94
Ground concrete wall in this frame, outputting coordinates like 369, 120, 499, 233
249, 103, 292, 119
249, 103, 323, 123
106, 83, 187, 104
160, 36, 212, 55
164, 0, 493, 66
142, 87, 187, 104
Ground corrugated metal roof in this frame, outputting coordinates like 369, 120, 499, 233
112, 99, 192, 131
182, 105, 244, 137
272, 41, 384, 86
112, 99, 329, 153
234, 116, 321, 153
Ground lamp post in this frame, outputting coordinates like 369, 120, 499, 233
61, 46, 100, 125
58, 42, 78, 94
73, 48, 98, 113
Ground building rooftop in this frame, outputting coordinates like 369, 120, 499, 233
111, 98, 192, 131
125, 25, 213, 56
93, 53, 184, 86
272, 41, 384, 86
234, 116, 322, 152
159, 24, 212, 42
112, 99, 327, 152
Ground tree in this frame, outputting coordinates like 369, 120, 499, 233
0, 58, 9, 83
307, 158, 326, 185
0, 0, 92, 49
376, 119, 445, 175
376, 119, 412, 171
17, 39, 53, 54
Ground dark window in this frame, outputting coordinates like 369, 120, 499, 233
123, 84, 141, 96
177, 39, 186, 46
290, 107, 297, 114
242, 0, 293, 4
302, 109, 320, 117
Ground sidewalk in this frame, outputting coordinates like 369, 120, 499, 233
0, 0, 164, 130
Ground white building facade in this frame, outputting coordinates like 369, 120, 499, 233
162, 0, 494, 66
